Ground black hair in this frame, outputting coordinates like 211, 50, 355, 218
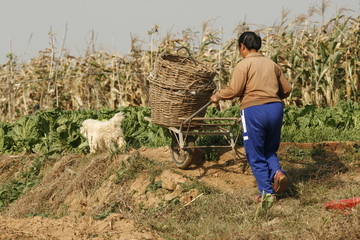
238, 31, 262, 50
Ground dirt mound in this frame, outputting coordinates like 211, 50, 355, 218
139, 146, 256, 194
3, 153, 124, 217
0, 146, 255, 239
1, 142, 359, 239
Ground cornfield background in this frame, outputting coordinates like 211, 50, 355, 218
0, 10, 359, 121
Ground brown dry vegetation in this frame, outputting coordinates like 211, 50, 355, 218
0, 142, 359, 239
0, 12, 359, 121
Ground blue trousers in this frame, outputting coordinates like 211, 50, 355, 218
241, 102, 285, 195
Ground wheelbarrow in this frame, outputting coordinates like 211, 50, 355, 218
165, 101, 243, 169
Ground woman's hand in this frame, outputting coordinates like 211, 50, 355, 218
210, 93, 220, 103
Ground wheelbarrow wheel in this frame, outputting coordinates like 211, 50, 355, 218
170, 136, 196, 169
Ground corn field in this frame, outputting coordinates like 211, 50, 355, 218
0, 12, 359, 121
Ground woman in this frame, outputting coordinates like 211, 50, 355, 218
211, 31, 291, 201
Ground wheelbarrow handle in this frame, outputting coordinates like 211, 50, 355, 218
183, 101, 212, 124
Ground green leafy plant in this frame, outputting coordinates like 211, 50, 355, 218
0, 102, 359, 155
0, 156, 47, 209
120, 106, 170, 148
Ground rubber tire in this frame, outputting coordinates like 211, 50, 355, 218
170, 136, 196, 169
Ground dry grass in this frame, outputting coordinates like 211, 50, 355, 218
2, 153, 123, 217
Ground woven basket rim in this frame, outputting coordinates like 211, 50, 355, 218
157, 54, 215, 71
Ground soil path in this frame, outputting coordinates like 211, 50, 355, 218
0, 214, 161, 240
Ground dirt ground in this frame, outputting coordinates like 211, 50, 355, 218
0, 142, 358, 240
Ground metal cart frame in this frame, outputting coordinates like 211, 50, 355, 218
165, 102, 244, 169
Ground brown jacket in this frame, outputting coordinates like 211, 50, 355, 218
214, 52, 291, 109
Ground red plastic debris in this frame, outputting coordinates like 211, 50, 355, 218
324, 197, 360, 211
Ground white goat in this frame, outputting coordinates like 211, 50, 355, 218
80, 112, 126, 153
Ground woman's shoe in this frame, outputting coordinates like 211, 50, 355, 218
273, 171, 288, 194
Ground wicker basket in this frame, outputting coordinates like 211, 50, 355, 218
149, 53, 216, 127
